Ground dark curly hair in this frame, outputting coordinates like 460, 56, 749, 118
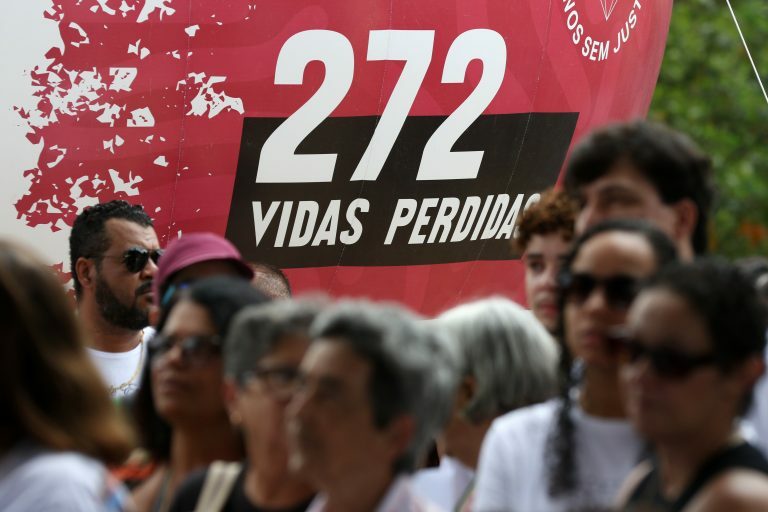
546, 219, 678, 498
69, 200, 153, 297
514, 188, 577, 254
564, 120, 714, 254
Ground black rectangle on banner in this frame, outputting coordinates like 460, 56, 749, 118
226, 112, 578, 268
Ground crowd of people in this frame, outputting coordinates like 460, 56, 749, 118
2, 120, 768, 512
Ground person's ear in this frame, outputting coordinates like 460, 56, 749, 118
222, 378, 242, 426
385, 415, 416, 462
456, 375, 477, 418
75, 256, 96, 292
671, 198, 698, 246
737, 356, 765, 392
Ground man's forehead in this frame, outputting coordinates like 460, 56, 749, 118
581, 165, 659, 195
104, 218, 159, 249
302, 338, 370, 383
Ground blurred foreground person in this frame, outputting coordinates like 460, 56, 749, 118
0, 241, 135, 511
169, 300, 320, 511
287, 301, 457, 512
617, 259, 768, 511
514, 188, 577, 333
132, 277, 267, 512
474, 220, 678, 511
413, 297, 559, 511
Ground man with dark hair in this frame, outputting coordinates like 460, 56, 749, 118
564, 120, 714, 260
286, 300, 457, 512
249, 261, 292, 299
70, 200, 161, 398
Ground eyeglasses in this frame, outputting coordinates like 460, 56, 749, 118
239, 366, 300, 398
150, 334, 222, 367
613, 335, 717, 379
559, 272, 640, 309
102, 247, 164, 273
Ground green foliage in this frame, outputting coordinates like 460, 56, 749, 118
649, 0, 768, 257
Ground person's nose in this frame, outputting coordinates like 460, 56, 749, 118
542, 265, 559, 289
576, 201, 604, 234
140, 253, 159, 279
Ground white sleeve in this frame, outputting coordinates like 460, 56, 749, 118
473, 421, 515, 512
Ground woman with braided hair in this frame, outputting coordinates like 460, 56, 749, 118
474, 219, 678, 511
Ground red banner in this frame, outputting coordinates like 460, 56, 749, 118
6, 0, 672, 314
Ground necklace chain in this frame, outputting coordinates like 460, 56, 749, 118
109, 330, 146, 396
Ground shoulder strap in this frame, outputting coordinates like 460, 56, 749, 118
675, 442, 768, 509
194, 461, 243, 512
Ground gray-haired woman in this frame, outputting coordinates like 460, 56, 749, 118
412, 297, 560, 511
168, 299, 320, 512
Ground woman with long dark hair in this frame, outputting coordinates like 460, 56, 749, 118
474, 219, 678, 511
131, 276, 267, 512
0, 241, 134, 511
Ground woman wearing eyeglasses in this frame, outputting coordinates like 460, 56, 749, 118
474, 219, 678, 512
616, 259, 768, 511
167, 300, 320, 512
131, 277, 268, 512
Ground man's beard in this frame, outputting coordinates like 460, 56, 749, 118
95, 275, 150, 330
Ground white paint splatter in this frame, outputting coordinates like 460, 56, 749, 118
154, 155, 168, 167
185, 25, 199, 37
127, 107, 155, 127
103, 135, 125, 153
69, 176, 100, 212
108, 169, 143, 196
119, 0, 136, 17
93, 103, 124, 127
128, 39, 149, 59
46, 145, 67, 168
92, 0, 116, 15
185, 73, 244, 118
109, 67, 137, 91
137, 0, 176, 23
68, 22, 90, 47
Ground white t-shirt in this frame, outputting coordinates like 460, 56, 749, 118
474, 399, 642, 512
308, 475, 443, 512
413, 456, 474, 511
88, 328, 154, 398
0, 442, 132, 512
744, 343, 768, 455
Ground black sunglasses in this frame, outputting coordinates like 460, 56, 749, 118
559, 272, 640, 309
614, 336, 717, 379
150, 334, 222, 367
109, 247, 163, 273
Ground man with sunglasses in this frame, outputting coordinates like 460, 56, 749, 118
70, 200, 161, 398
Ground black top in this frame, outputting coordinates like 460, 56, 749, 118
168, 465, 313, 512
623, 441, 768, 512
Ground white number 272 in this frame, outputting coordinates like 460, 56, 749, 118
256, 29, 507, 183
